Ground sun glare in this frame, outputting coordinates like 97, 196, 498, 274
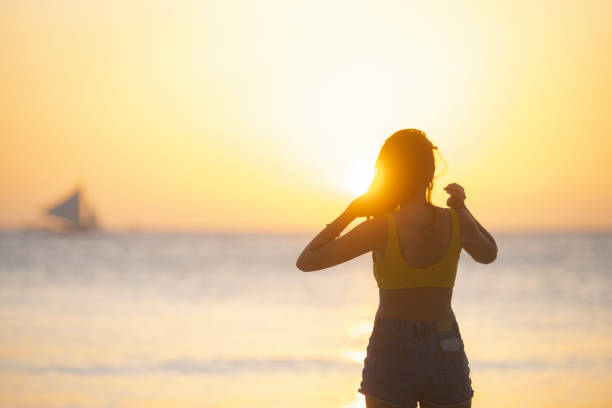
340, 347, 367, 364
344, 163, 375, 196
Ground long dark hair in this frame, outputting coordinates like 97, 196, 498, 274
366, 129, 446, 219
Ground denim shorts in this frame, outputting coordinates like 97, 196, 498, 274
358, 318, 474, 408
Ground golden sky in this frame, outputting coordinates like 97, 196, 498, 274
1, 0, 611, 233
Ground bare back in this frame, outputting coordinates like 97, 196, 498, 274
373, 205, 460, 321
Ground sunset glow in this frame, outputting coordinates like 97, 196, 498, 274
2, 3, 611, 408
343, 163, 375, 197
1, 1, 611, 233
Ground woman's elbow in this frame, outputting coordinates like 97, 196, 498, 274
471, 246, 497, 264
296, 257, 313, 272
483, 255, 496, 264
482, 248, 498, 264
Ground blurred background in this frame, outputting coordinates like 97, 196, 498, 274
1, 1, 611, 407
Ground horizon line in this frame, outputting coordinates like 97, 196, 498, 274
2, 225, 612, 236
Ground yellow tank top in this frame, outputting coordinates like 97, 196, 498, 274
372, 208, 461, 289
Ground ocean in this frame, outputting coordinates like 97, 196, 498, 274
0, 230, 611, 407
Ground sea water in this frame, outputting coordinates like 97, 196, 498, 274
0, 231, 611, 407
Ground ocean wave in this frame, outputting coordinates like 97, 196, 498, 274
1, 355, 611, 375
0, 357, 358, 375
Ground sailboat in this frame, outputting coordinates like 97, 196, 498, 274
45, 187, 99, 231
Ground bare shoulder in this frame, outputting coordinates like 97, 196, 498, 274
365, 214, 389, 251
431, 204, 456, 230
368, 213, 388, 237
433, 205, 463, 228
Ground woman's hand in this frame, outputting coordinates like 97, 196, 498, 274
444, 183, 467, 210
346, 192, 380, 219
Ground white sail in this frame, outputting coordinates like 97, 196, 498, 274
46, 191, 81, 228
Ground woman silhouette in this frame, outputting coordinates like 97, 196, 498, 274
296, 129, 497, 408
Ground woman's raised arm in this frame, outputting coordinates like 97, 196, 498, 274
445, 183, 498, 264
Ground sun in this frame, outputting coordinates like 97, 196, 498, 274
344, 162, 375, 196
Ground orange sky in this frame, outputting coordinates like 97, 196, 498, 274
1, 1, 611, 233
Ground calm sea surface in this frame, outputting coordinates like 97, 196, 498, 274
1, 231, 611, 407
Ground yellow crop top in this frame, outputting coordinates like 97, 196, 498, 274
372, 208, 461, 289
